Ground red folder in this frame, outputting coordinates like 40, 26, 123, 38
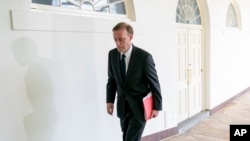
143, 92, 153, 121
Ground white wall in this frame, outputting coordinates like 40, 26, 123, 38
1, 0, 250, 141
206, 0, 250, 109
1, 1, 123, 140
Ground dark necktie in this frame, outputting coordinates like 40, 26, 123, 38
120, 54, 126, 81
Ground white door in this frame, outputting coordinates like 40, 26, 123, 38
177, 26, 203, 122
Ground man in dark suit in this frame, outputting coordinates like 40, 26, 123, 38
106, 22, 162, 141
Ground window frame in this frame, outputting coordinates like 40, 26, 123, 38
30, 1, 128, 19
225, 3, 239, 28
176, 0, 202, 25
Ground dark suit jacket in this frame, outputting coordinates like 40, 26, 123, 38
106, 45, 162, 121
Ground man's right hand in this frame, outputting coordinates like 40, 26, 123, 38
106, 103, 114, 115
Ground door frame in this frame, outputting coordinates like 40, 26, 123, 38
176, 23, 205, 122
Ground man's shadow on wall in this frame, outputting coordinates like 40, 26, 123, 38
12, 37, 57, 141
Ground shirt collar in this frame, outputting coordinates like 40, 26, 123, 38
121, 44, 133, 59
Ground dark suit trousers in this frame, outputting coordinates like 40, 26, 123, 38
120, 100, 146, 141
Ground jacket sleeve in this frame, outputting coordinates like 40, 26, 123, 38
144, 54, 162, 110
106, 51, 117, 103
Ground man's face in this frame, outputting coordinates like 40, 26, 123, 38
113, 28, 133, 53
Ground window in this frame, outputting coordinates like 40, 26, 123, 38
176, 0, 201, 25
226, 4, 238, 27
32, 0, 126, 15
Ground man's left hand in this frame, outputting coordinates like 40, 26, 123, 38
151, 110, 159, 118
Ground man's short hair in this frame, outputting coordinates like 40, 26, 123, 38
112, 22, 133, 34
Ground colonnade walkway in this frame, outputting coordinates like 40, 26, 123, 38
161, 90, 250, 141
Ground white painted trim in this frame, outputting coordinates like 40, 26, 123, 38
11, 9, 130, 32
